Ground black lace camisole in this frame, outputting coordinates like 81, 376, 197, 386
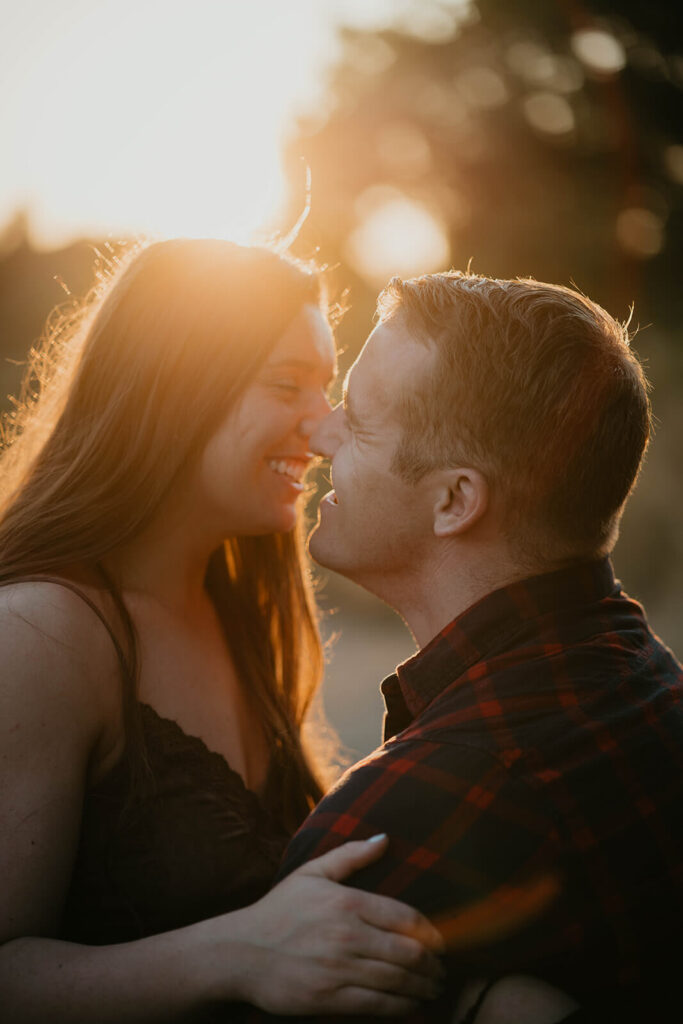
61, 702, 291, 944
21, 578, 292, 944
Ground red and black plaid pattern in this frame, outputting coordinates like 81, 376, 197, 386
278, 559, 683, 1019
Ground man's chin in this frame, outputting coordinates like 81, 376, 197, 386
307, 523, 351, 575
306, 523, 333, 568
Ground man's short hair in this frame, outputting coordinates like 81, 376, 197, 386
377, 271, 651, 561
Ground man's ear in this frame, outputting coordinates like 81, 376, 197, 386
433, 468, 489, 538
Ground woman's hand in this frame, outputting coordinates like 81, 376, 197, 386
224, 835, 445, 1016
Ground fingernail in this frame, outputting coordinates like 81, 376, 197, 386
367, 833, 387, 843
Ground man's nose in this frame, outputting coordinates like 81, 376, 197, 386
310, 403, 343, 457
297, 391, 333, 441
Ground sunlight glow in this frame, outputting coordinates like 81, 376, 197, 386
330, 0, 475, 38
616, 207, 665, 258
0, 0, 334, 246
0, 0, 486, 250
376, 121, 433, 178
345, 188, 450, 284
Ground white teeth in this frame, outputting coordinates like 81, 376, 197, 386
268, 458, 305, 483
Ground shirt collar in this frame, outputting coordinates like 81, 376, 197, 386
381, 557, 618, 740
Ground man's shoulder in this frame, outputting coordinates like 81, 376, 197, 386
306, 736, 506, 825
279, 734, 545, 879
414, 621, 683, 768
416, 610, 682, 734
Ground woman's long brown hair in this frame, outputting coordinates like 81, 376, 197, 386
0, 239, 327, 830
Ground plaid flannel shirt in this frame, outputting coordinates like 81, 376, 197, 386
277, 558, 683, 1020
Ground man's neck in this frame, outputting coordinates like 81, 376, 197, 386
376, 543, 545, 649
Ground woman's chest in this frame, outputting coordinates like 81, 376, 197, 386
135, 611, 271, 793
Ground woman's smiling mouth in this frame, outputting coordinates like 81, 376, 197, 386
267, 456, 310, 487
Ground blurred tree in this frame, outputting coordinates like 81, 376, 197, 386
284, 0, 683, 644
0, 213, 125, 406
284, 0, 682, 327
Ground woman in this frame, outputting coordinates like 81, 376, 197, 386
0, 239, 443, 1020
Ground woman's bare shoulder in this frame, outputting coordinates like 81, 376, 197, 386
0, 577, 117, 639
0, 580, 127, 943
0, 579, 123, 724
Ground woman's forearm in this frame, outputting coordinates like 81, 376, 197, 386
0, 917, 246, 1023
0, 840, 445, 1022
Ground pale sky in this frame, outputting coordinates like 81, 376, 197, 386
0, 0, 463, 247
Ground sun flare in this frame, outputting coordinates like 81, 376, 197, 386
0, 0, 334, 246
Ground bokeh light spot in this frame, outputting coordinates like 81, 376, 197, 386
507, 42, 584, 93
376, 121, 432, 177
346, 190, 450, 284
663, 145, 683, 186
506, 40, 550, 78
629, 43, 668, 79
334, 0, 475, 38
541, 56, 585, 94
345, 35, 396, 76
523, 92, 575, 137
455, 67, 508, 109
570, 29, 626, 76
616, 207, 665, 258
396, 3, 462, 43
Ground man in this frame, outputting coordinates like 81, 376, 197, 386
280, 272, 683, 1020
